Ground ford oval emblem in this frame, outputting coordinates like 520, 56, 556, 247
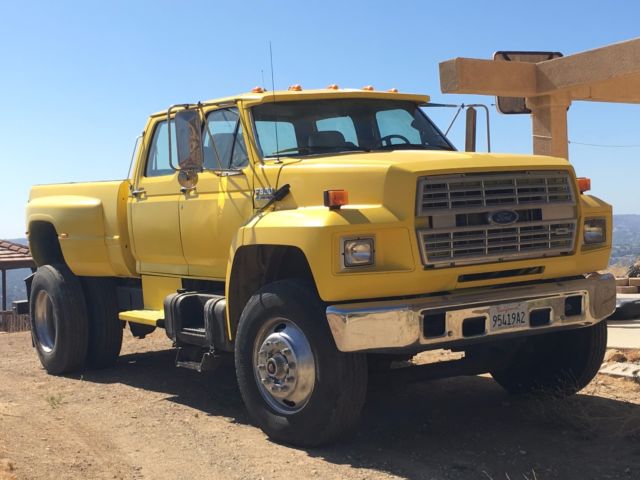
488, 210, 519, 225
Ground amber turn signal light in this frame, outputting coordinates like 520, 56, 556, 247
577, 177, 591, 193
324, 190, 349, 210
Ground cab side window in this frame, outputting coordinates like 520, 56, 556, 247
145, 120, 177, 177
204, 108, 249, 170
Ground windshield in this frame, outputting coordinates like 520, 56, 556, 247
251, 99, 454, 158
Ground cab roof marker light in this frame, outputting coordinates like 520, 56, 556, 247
251, 86, 265, 93
362, 85, 375, 91
327, 84, 340, 90
388, 88, 398, 93
288, 84, 302, 91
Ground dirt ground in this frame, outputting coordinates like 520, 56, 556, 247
1, 330, 639, 480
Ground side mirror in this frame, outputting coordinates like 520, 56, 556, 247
493, 51, 563, 114
174, 109, 204, 170
465, 106, 477, 152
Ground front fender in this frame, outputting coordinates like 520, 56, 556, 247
226, 205, 416, 302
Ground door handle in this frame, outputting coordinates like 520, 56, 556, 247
131, 187, 146, 197
180, 186, 197, 194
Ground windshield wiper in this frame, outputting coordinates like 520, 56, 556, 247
271, 145, 370, 156
372, 143, 453, 151
271, 146, 309, 155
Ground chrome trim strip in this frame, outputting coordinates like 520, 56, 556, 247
326, 273, 616, 352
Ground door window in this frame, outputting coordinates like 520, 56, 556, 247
204, 108, 249, 169
145, 120, 177, 177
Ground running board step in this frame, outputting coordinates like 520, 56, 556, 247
175, 347, 220, 373
119, 309, 163, 326
179, 326, 207, 347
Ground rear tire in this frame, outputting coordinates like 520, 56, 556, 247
30, 264, 89, 374
491, 320, 607, 396
82, 277, 123, 368
235, 280, 368, 447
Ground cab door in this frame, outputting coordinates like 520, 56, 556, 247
130, 119, 187, 275
179, 107, 253, 278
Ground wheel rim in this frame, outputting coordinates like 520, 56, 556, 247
33, 290, 56, 353
253, 317, 316, 414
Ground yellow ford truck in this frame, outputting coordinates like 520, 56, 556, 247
26, 86, 616, 446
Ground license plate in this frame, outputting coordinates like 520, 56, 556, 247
489, 302, 528, 331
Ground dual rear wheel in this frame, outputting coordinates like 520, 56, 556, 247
30, 264, 122, 374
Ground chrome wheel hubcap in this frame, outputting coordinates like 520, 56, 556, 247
253, 318, 315, 414
33, 290, 56, 352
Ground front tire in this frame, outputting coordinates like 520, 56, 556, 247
235, 280, 367, 447
30, 265, 89, 375
491, 320, 607, 396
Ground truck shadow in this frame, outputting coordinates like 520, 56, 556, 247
80, 347, 248, 423
80, 346, 640, 480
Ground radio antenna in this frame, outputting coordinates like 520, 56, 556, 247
269, 41, 281, 163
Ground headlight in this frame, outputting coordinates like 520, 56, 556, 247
583, 218, 606, 245
343, 238, 375, 267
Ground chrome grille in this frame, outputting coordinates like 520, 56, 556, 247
416, 171, 578, 268
419, 221, 577, 267
418, 171, 574, 215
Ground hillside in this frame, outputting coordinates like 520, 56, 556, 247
2, 215, 640, 309
611, 214, 640, 266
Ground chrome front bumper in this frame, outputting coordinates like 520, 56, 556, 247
326, 273, 616, 352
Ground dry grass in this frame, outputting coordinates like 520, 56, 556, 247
45, 393, 63, 410
605, 348, 640, 364
481, 469, 539, 480
604, 264, 631, 277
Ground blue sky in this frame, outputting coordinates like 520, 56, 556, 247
1, 1, 639, 238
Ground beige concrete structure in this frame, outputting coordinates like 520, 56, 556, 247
439, 38, 640, 159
